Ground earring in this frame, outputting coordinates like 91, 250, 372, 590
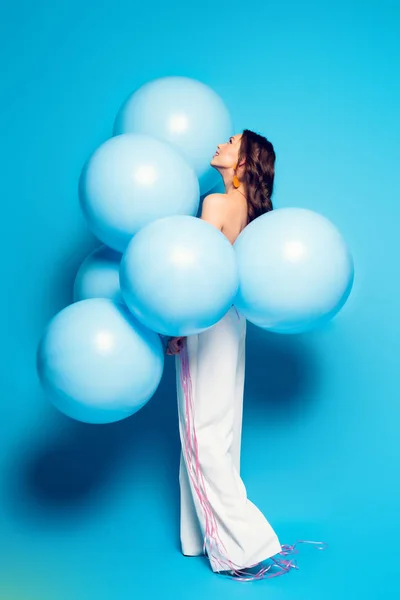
233, 163, 240, 188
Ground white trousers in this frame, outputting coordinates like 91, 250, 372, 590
175, 306, 282, 573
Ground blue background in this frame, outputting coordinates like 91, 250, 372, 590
0, 1, 399, 598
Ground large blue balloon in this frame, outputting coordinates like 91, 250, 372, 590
37, 299, 164, 424
120, 215, 239, 336
73, 245, 122, 303
234, 208, 354, 333
114, 76, 233, 196
79, 133, 200, 252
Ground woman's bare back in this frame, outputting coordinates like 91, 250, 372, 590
220, 193, 248, 245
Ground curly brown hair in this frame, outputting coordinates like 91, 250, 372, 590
237, 129, 276, 224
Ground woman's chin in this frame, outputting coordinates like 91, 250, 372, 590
209, 158, 220, 169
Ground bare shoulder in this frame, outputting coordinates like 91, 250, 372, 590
200, 193, 229, 228
202, 193, 229, 211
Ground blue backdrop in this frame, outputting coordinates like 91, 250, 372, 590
0, 1, 398, 598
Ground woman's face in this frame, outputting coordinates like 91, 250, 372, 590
210, 133, 243, 169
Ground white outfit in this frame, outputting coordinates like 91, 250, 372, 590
175, 306, 282, 573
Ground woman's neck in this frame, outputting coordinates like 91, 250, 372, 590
218, 168, 247, 199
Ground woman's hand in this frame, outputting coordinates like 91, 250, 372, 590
166, 336, 186, 355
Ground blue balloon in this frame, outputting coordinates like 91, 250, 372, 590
114, 76, 233, 196
120, 215, 239, 336
234, 208, 354, 333
74, 245, 123, 303
79, 133, 200, 252
37, 299, 164, 424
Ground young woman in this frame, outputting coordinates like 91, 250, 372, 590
166, 130, 323, 580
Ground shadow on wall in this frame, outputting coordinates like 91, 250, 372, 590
9, 357, 180, 528
245, 321, 321, 421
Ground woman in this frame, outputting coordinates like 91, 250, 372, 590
166, 130, 319, 580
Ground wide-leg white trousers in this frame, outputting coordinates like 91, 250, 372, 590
175, 306, 282, 573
